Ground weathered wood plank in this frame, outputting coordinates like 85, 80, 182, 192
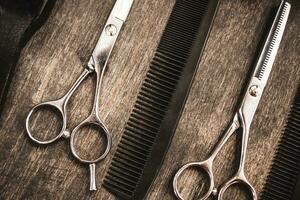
0, 0, 299, 199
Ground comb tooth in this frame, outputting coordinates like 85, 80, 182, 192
128, 117, 158, 133
142, 80, 173, 97
144, 76, 175, 93
145, 75, 176, 92
127, 121, 157, 138
119, 147, 146, 166
278, 143, 300, 158
135, 99, 167, 119
121, 135, 152, 153
132, 108, 162, 124
119, 139, 149, 159
114, 152, 145, 169
263, 187, 289, 200
261, 86, 300, 200
137, 93, 169, 110
134, 103, 165, 120
273, 161, 297, 175
107, 168, 139, 186
107, 170, 138, 187
111, 156, 143, 173
156, 49, 187, 64
110, 163, 141, 179
140, 87, 171, 103
129, 115, 160, 132
123, 130, 153, 150
103, 179, 133, 197
104, 0, 219, 199
150, 61, 182, 77
124, 129, 154, 146
131, 112, 161, 129
267, 167, 295, 186
149, 65, 179, 83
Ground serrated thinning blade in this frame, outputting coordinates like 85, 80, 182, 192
254, 1, 290, 87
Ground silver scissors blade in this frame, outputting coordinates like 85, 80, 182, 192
111, 0, 134, 21
252, 1, 290, 89
88, 0, 134, 69
239, 1, 290, 126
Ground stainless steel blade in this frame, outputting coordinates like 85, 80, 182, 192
111, 0, 134, 22
253, 1, 290, 88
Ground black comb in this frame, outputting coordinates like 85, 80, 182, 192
103, 0, 220, 199
261, 85, 300, 200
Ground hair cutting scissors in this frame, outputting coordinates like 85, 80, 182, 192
26, 0, 134, 191
173, 1, 290, 199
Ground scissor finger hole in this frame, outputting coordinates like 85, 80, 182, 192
219, 181, 256, 200
71, 123, 110, 163
26, 104, 64, 143
175, 165, 211, 200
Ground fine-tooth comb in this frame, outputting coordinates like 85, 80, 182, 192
103, 0, 220, 199
261, 84, 300, 200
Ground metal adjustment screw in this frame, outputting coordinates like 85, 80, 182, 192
249, 85, 260, 97
105, 24, 117, 36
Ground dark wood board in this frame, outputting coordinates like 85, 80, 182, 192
0, 0, 299, 199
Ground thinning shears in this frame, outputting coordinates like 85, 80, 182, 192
173, 1, 290, 199
26, 0, 134, 191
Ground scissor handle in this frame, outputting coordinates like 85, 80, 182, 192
218, 173, 257, 200
26, 68, 91, 145
70, 116, 111, 163
70, 114, 112, 190
26, 100, 68, 145
173, 160, 215, 200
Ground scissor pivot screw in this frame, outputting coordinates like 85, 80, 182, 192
249, 85, 260, 97
105, 24, 117, 36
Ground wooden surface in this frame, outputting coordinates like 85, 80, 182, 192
0, 0, 299, 199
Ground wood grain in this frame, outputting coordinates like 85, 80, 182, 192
0, 0, 299, 199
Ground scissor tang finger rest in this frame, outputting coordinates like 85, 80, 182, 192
70, 114, 112, 191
